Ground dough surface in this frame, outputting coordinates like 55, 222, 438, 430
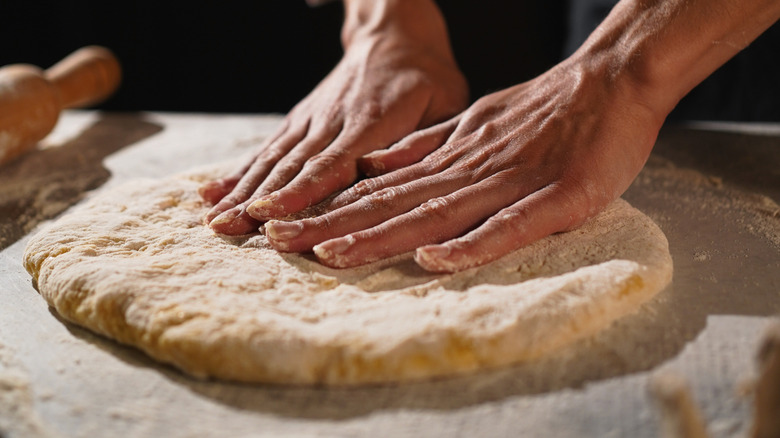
23, 165, 673, 385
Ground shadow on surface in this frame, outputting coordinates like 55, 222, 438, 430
54, 298, 674, 420
0, 113, 163, 250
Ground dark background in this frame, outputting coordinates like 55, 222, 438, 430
1, 1, 778, 121
0, 1, 568, 114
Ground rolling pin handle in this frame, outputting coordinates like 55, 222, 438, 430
45, 45, 122, 110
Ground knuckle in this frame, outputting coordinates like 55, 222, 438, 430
310, 212, 335, 231
452, 144, 507, 183
474, 121, 498, 141
488, 206, 531, 233
350, 178, 380, 197
419, 154, 442, 173
273, 159, 303, 178
420, 145, 458, 173
414, 155, 447, 175
416, 196, 453, 220
303, 150, 359, 188
364, 186, 405, 209
363, 102, 383, 121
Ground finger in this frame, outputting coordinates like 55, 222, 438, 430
276, 154, 446, 221
252, 123, 343, 196
312, 170, 531, 268
245, 147, 358, 221
322, 157, 445, 213
263, 125, 474, 220
244, 125, 388, 221
206, 205, 259, 236
198, 174, 241, 205
209, 124, 342, 235
198, 144, 272, 205
415, 184, 589, 273
198, 122, 294, 205
247, 86, 440, 221
204, 123, 308, 231
357, 116, 460, 177
265, 170, 472, 252
198, 150, 266, 204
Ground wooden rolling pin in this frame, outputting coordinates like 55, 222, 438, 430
0, 46, 121, 165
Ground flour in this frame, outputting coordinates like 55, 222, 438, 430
0, 341, 57, 438
0, 142, 108, 250
634, 155, 780, 250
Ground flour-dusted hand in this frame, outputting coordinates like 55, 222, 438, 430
264, 59, 662, 271
264, 0, 780, 272
200, 0, 467, 235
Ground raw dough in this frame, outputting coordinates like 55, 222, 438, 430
23, 164, 673, 385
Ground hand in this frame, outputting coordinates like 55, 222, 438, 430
200, 0, 468, 235
263, 56, 665, 272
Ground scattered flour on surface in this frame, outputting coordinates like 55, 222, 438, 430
0, 340, 57, 438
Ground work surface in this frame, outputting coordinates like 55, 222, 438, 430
1, 112, 778, 438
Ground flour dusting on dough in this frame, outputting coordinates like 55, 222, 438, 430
23, 164, 673, 385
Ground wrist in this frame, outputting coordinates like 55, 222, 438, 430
566, 2, 682, 120
341, 0, 453, 57
569, 0, 780, 119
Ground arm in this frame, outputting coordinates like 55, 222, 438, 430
201, 0, 467, 235
586, 0, 780, 116
263, 0, 780, 272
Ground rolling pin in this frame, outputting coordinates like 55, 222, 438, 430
0, 46, 121, 165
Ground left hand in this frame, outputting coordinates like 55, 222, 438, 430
200, 0, 467, 235
263, 57, 666, 272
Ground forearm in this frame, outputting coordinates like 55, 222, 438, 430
341, 0, 455, 59
572, 0, 780, 117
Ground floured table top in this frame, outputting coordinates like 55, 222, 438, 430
1, 111, 778, 438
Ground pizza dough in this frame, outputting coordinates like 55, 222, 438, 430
23, 164, 673, 385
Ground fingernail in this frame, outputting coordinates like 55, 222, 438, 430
415, 245, 456, 273
265, 220, 303, 240
209, 207, 260, 235
203, 204, 224, 224
313, 235, 355, 260
247, 193, 279, 219
209, 209, 239, 227
415, 245, 451, 265
421, 245, 451, 258
197, 181, 217, 198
